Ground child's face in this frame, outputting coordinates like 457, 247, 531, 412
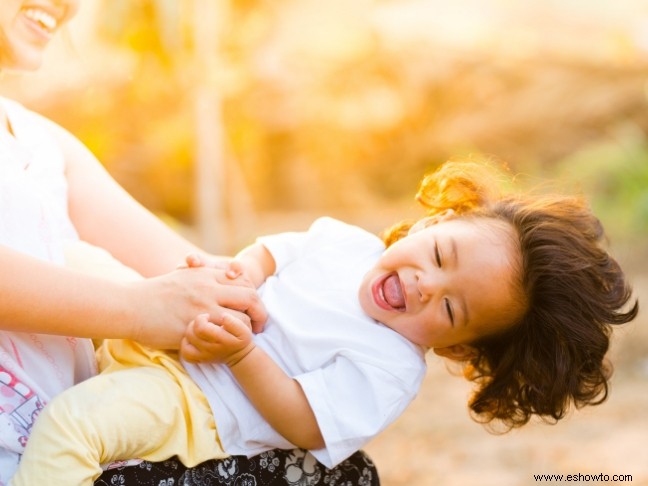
0, 0, 79, 71
358, 216, 523, 356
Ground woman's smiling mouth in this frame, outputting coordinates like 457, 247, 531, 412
21, 7, 60, 39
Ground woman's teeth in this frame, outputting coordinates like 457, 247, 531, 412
23, 9, 58, 32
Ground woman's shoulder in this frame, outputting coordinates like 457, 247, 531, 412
0, 96, 66, 166
0, 95, 23, 110
0, 96, 63, 152
0, 96, 34, 121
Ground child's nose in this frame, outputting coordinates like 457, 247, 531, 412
416, 272, 438, 302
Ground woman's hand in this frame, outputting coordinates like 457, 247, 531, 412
128, 266, 266, 349
184, 242, 276, 292
182, 253, 256, 289
180, 313, 255, 364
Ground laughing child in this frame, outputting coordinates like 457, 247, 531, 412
11, 160, 638, 485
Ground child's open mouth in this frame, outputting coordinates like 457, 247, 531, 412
374, 272, 406, 311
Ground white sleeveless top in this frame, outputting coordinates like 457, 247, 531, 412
0, 97, 97, 480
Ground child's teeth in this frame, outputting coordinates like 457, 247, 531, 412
24, 9, 57, 32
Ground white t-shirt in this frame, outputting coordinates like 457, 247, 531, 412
185, 217, 427, 468
0, 98, 97, 480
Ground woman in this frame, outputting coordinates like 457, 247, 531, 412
0, 1, 377, 484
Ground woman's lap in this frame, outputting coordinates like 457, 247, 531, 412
95, 449, 379, 485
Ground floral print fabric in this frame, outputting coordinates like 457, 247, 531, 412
95, 449, 379, 486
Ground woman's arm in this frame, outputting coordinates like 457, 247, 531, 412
0, 245, 137, 338
0, 115, 266, 344
39, 113, 206, 278
0, 244, 264, 348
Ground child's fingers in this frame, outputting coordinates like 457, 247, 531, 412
190, 313, 220, 342
220, 312, 252, 339
183, 322, 233, 359
190, 313, 243, 344
180, 337, 202, 363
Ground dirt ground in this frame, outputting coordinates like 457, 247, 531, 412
365, 271, 648, 486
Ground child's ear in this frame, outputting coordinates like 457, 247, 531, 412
409, 209, 455, 234
433, 344, 478, 362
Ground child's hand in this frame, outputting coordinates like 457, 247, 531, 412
180, 313, 255, 366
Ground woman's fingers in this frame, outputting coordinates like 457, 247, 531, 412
204, 282, 267, 332
184, 253, 206, 268
226, 260, 244, 279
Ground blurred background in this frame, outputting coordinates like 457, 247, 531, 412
1, 0, 647, 484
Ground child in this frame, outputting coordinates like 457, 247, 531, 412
11, 161, 638, 485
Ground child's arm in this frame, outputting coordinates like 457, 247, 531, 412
182, 313, 324, 450
181, 244, 324, 447
232, 243, 277, 289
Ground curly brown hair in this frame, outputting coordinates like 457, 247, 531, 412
382, 160, 639, 429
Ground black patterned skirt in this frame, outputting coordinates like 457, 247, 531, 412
95, 449, 379, 485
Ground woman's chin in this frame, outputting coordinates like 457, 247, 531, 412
1, 46, 47, 72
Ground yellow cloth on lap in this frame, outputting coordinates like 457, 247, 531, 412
65, 241, 226, 466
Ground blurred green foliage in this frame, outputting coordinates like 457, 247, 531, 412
554, 130, 648, 240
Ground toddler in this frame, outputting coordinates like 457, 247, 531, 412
11, 161, 638, 485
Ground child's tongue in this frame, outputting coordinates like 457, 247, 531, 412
383, 274, 405, 309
